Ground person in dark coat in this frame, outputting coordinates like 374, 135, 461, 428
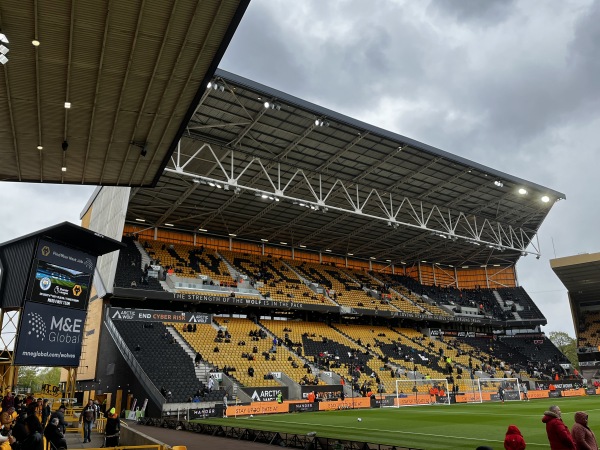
43, 418, 67, 450
49, 406, 67, 434
10, 415, 44, 450
542, 405, 576, 450
504, 424, 526, 450
104, 408, 120, 447
571, 411, 598, 450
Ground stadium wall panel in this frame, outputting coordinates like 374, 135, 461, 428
0, 238, 36, 309
85, 186, 130, 295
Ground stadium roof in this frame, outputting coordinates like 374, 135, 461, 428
0, 221, 124, 256
125, 70, 566, 268
551, 253, 600, 305
0, 0, 249, 186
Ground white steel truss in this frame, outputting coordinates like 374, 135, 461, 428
166, 143, 542, 257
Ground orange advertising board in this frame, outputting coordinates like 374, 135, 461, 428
455, 393, 480, 403
526, 390, 549, 399
394, 394, 433, 406
562, 389, 585, 397
226, 401, 288, 417
319, 397, 371, 411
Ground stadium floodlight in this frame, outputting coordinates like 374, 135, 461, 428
280, 241, 287, 245
0, 32, 9, 44
229, 233, 237, 237
260, 239, 268, 242
325, 249, 332, 252
37, 145, 43, 150
541, 195, 550, 203
494, 180, 504, 187
32, 40, 40, 46
0, 44, 9, 55
64, 102, 71, 109
299, 244, 306, 248
164, 223, 174, 227
198, 228, 207, 232
61, 166, 67, 172
0, 54, 7, 65
518, 188, 527, 195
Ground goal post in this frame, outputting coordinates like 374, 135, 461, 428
394, 378, 450, 407
480, 378, 522, 402
455, 378, 482, 404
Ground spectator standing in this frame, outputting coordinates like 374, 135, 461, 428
79, 400, 97, 443
572, 411, 598, 450
542, 405, 576, 450
104, 408, 120, 447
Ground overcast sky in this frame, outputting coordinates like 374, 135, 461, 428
2, 0, 599, 337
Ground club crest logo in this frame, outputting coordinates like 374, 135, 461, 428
41, 246, 50, 257
39, 277, 52, 291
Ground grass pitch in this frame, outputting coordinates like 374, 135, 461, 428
196, 396, 600, 449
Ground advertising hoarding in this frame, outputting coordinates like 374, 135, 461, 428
14, 301, 86, 367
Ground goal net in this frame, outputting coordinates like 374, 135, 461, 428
394, 378, 450, 407
479, 378, 522, 402
454, 378, 482, 404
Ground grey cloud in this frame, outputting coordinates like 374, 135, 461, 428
427, 0, 518, 25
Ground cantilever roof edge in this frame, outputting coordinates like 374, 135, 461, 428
152, 1, 251, 187
214, 68, 566, 201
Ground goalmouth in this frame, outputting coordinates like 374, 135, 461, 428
480, 378, 522, 402
393, 378, 450, 407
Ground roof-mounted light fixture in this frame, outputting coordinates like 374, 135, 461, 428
263, 101, 281, 110
207, 81, 225, 92
314, 119, 329, 127
518, 188, 527, 195
0, 32, 8, 65
541, 195, 550, 203
494, 180, 504, 187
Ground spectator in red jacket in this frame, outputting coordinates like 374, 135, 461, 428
572, 411, 598, 450
542, 406, 576, 450
504, 424, 526, 450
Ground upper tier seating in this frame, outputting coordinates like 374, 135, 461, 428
218, 250, 336, 306
114, 237, 164, 291
578, 311, 600, 348
373, 273, 452, 316
375, 273, 547, 322
141, 240, 235, 285
285, 260, 397, 312
495, 287, 546, 321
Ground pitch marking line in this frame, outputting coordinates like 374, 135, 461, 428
252, 418, 548, 446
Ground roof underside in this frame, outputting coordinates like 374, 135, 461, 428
552, 254, 600, 304
125, 72, 565, 268
0, 0, 248, 186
